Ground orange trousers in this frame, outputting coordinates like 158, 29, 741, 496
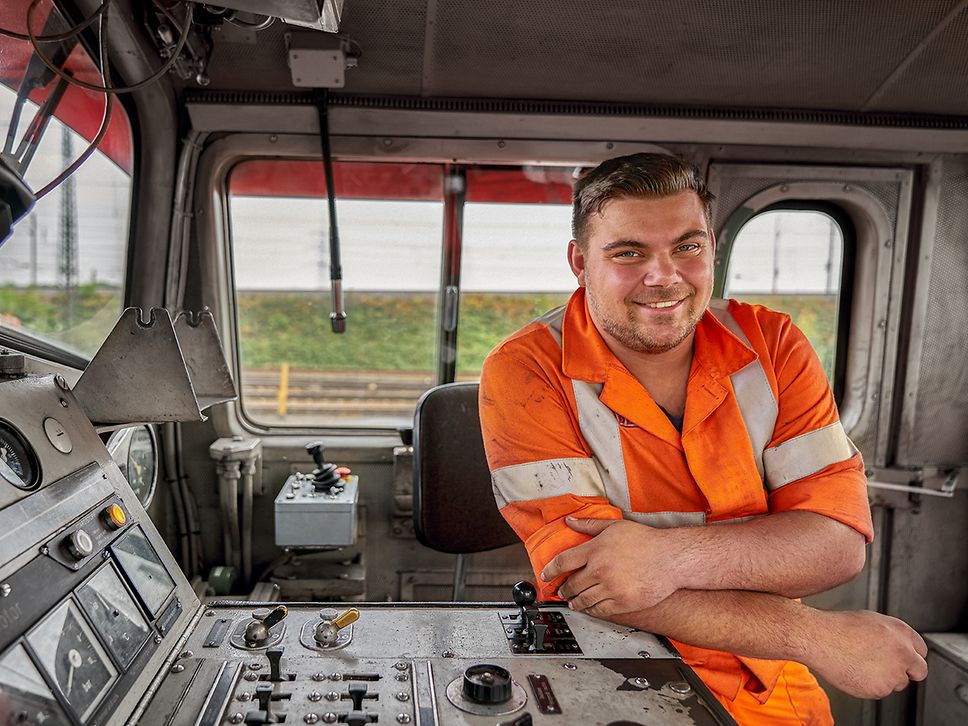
714, 661, 834, 726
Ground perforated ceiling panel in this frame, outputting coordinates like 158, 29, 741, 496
870, 7, 968, 115
900, 158, 968, 466
420, 0, 964, 110
194, 0, 968, 118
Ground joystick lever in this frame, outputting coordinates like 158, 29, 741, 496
306, 442, 343, 493
511, 580, 538, 635
346, 683, 368, 710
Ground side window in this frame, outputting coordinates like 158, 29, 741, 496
723, 208, 847, 386
0, 28, 133, 358
457, 167, 576, 378
228, 161, 444, 428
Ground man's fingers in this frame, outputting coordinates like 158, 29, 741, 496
906, 653, 928, 683
566, 583, 607, 612
912, 632, 928, 659
556, 567, 596, 600
564, 516, 619, 536
541, 543, 589, 581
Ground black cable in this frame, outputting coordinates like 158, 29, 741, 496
313, 88, 347, 333
35, 6, 112, 199
0, 0, 109, 42
26, 0, 195, 95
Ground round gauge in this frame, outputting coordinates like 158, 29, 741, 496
106, 425, 159, 507
0, 419, 41, 490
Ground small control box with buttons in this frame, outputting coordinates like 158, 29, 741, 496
273, 443, 359, 547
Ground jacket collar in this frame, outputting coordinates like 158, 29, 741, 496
560, 289, 756, 384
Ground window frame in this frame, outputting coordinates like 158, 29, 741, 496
716, 200, 856, 403
0, 72, 136, 369
709, 169, 915, 466
198, 134, 615, 436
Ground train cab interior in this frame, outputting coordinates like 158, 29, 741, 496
0, 1, 966, 724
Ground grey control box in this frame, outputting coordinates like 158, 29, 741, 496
273, 473, 359, 547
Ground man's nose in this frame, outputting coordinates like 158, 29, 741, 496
641, 254, 680, 286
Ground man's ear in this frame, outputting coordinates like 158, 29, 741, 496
568, 240, 587, 287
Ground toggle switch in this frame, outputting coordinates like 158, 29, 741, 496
245, 605, 288, 647
314, 607, 360, 647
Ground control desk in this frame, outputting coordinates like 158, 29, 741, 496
0, 367, 734, 726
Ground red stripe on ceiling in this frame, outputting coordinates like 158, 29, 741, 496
230, 160, 446, 200
230, 160, 575, 204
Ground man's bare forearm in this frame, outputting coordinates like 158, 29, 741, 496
600, 588, 929, 700
606, 588, 816, 662
664, 511, 866, 598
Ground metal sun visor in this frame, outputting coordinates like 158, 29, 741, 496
73, 307, 237, 429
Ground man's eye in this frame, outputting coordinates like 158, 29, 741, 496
677, 243, 701, 253
614, 250, 640, 258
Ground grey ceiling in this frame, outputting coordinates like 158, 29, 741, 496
196, 0, 968, 117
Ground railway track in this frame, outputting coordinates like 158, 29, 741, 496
239, 367, 443, 419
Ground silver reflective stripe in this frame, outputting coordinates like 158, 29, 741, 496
492, 458, 605, 508
572, 380, 631, 511
535, 305, 565, 346
623, 512, 764, 528
707, 300, 778, 482
625, 511, 705, 527
763, 421, 858, 491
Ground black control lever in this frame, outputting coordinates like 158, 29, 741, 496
266, 646, 284, 682
255, 684, 274, 721
512, 580, 538, 635
306, 442, 343, 493
340, 711, 377, 726
347, 682, 368, 710
529, 621, 549, 652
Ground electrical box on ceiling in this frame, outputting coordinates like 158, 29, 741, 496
205, 0, 344, 32
287, 33, 348, 87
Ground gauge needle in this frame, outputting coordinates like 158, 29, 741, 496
66, 648, 82, 695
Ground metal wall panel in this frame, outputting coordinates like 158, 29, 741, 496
898, 156, 968, 465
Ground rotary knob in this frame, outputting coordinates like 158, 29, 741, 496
462, 664, 512, 705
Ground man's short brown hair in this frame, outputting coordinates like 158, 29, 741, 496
571, 153, 714, 246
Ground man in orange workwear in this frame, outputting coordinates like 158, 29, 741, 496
479, 153, 928, 724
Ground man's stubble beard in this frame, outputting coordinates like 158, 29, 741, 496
586, 281, 706, 355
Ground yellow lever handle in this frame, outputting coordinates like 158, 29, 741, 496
333, 607, 360, 631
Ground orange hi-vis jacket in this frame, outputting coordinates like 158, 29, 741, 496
479, 289, 874, 725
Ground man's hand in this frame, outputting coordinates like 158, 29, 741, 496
802, 610, 929, 699
541, 517, 681, 616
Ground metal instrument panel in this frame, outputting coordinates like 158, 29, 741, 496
140, 603, 734, 726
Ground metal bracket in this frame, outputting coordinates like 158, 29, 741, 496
72, 307, 237, 429
867, 467, 960, 498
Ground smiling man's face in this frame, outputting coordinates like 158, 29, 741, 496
568, 190, 714, 356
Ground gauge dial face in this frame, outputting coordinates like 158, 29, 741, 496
126, 427, 158, 507
0, 643, 71, 726
26, 600, 117, 723
77, 565, 151, 668
107, 426, 158, 507
0, 420, 40, 490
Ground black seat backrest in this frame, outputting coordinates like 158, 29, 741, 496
412, 382, 519, 554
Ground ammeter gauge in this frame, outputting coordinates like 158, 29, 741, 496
0, 419, 41, 490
